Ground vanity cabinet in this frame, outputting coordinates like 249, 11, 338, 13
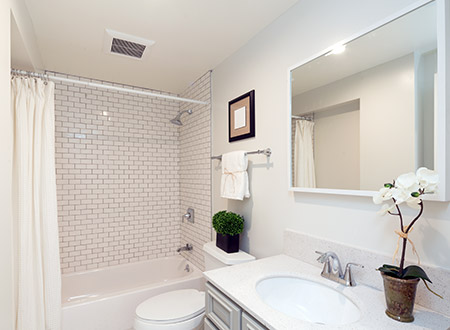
205, 282, 267, 330
204, 317, 219, 330
205, 282, 241, 329
241, 312, 266, 330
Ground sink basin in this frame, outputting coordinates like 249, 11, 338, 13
256, 276, 360, 326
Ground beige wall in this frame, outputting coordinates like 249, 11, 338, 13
1, 1, 14, 329
10, 0, 42, 70
212, 0, 450, 270
314, 106, 360, 190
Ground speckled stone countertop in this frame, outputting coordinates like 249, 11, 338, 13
203, 255, 450, 330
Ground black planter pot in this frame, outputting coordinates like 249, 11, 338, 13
216, 233, 239, 253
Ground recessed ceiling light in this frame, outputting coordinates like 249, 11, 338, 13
326, 44, 346, 56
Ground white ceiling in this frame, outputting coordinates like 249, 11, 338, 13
11, 15, 35, 72
22, 0, 298, 94
291, 1, 436, 97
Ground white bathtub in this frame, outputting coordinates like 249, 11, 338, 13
62, 256, 205, 330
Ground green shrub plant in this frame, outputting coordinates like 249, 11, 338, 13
212, 210, 244, 236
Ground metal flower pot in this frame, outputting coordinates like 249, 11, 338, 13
381, 273, 420, 322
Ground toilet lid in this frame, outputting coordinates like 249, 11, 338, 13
136, 289, 205, 323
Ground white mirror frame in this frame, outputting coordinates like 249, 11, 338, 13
287, 0, 450, 201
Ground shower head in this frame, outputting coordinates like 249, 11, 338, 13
170, 118, 183, 126
170, 109, 192, 126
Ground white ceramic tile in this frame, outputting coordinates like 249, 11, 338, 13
54, 72, 212, 274
54, 74, 180, 272
179, 71, 212, 271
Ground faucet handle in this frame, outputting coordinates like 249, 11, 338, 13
344, 262, 364, 286
315, 251, 334, 277
315, 251, 326, 262
346, 262, 364, 269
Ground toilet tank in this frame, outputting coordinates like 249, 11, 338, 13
203, 241, 255, 271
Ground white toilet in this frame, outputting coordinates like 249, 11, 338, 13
134, 242, 255, 330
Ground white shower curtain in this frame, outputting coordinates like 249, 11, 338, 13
294, 119, 316, 188
11, 77, 61, 330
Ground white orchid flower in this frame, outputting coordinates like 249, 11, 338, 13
391, 186, 411, 205
373, 187, 393, 204
378, 203, 396, 216
396, 172, 420, 192
406, 196, 422, 210
374, 168, 439, 285
416, 167, 438, 193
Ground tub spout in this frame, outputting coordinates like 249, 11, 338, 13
177, 244, 193, 253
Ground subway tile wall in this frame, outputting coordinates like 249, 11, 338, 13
179, 71, 212, 270
53, 73, 187, 273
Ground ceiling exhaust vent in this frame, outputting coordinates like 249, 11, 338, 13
111, 38, 146, 59
103, 29, 155, 60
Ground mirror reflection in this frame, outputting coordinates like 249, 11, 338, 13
290, 1, 437, 191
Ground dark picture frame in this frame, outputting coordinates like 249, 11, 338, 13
228, 90, 255, 142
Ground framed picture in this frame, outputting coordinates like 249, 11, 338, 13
228, 90, 255, 142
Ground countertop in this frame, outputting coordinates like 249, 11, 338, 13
203, 254, 450, 330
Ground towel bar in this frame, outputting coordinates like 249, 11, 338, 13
211, 148, 271, 161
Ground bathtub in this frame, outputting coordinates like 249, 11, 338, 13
62, 256, 205, 330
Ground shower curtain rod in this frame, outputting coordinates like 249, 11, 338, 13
292, 115, 313, 121
11, 69, 209, 105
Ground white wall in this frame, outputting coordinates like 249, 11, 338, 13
212, 0, 450, 270
415, 49, 437, 170
1, 1, 14, 329
292, 54, 415, 190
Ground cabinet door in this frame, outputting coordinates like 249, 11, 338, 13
206, 282, 241, 330
242, 312, 267, 330
205, 317, 219, 330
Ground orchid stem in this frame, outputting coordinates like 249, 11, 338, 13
406, 201, 424, 233
393, 199, 406, 273
399, 238, 407, 273
398, 201, 424, 273
393, 198, 403, 230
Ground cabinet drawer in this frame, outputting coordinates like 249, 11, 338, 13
205, 317, 219, 330
242, 312, 267, 330
206, 282, 241, 330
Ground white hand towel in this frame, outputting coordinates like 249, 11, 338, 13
221, 151, 250, 200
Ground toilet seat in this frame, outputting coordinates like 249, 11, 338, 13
135, 289, 205, 325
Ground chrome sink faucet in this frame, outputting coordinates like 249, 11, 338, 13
315, 251, 363, 286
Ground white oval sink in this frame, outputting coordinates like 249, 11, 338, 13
256, 276, 360, 326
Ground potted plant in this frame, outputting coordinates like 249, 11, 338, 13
212, 210, 244, 253
373, 167, 442, 322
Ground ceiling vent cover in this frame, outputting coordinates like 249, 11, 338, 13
103, 29, 155, 60
111, 38, 146, 59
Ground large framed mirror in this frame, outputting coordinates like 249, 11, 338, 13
288, 0, 449, 201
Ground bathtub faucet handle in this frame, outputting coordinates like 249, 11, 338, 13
183, 208, 194, 223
